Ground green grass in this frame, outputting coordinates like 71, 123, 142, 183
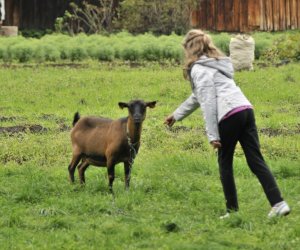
0, 62, 299, 249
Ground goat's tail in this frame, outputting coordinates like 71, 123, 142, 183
72, 112, 80, 127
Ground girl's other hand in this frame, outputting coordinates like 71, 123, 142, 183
211, 140, 222, 149
164, 115, 176, 127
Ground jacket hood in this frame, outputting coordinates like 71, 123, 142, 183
194, 56, 234, 79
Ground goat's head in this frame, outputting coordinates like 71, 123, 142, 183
119, 100, 156, 124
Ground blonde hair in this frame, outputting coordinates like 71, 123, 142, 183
183, 29, 224, 80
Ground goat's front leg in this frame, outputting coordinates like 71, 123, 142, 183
124, 162, 131, 189
107, 164, 115, 193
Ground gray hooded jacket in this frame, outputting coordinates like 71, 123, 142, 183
173, 56, 252, 142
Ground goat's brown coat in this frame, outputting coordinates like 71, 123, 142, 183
68, 100, 156, 191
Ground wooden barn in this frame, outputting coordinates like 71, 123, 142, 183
1, 0, 84, 30
1, 0, 300, 32
191, 0, 300, 32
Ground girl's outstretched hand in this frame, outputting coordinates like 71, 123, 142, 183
164, 115, 176, 127
211, 140, 222, 149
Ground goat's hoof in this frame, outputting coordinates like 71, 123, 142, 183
78, 181, 85, 187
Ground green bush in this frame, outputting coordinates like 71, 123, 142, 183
69, 46, 88, 61
254, 40, 270, 59
276, 33, 300, 60
11, 42, 35, 63
34, 45, 47, 63
252, 32, 282, 59
161, 45, 182, 62
0, 31, 296, 63
212, 32, 231, 55
1, 48, 13, 63
141, 44, 162, 61
96, 46, 115, 61
43, 44, 61, 62
261, 32, 300, 62
115, 0, 198, 35
121, 46, 141, 61
0, 45, 5, 60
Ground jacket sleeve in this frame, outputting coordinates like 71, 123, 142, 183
173, 93, 199, 121
192, 66, 220, 142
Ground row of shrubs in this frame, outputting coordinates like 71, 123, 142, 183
0, 31, 297, 63
0, 32, 180, 63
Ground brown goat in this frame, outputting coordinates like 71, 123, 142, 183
68, 100, 156, 191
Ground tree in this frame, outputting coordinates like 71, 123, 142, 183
56, 0, 119, 34
56, 0, 198, 35
115, 0, 199, 34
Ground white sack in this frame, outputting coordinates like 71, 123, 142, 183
229, 34, 255, 71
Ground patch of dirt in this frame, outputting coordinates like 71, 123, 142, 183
285, 75, 296, 83
255, 59, 291, 69
167, 125, 193, 133
259, 127, 300, 136
259, 128, 282, 136
1, 154, 28, 164
58, 123, 71, 132
162, 222, 180, 233
0, 124, 47, 134
125, 61, 181, 68
40, 114, 57, 120
0, 116, 17, 122
39, 114, 70, 131
277, 108, 289, 113
168, 125, 299, 137
40, 114, 67, 124
46, 63, 87, 68
0, 63, 86, 69
78, 99, 87, 105
166, 125, 205, 135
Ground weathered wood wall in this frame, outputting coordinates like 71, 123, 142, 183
4, 0, 82, 29
191, 0, 300, 32
3, 0, 119, 30
3, 0, 300, 31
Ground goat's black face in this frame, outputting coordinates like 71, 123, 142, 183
119, 100, 156, 124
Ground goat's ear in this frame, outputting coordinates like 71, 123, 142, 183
118, 102, 129, 109
146, 101, 157, 108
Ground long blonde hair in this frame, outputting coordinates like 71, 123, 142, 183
183, 29, 224, 80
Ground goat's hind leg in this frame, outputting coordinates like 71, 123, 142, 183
68, 154, 81, 183
78, 161, 90, 184
107, 162, 115, 193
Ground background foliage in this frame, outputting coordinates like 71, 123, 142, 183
1, 31, 298, 64
55, 0, 198, 35
262, 32, 300, 62
115, 0, 198, 35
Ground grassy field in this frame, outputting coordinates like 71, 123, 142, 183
0, 62, 299, 249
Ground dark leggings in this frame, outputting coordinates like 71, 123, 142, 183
218, 109, 283, 212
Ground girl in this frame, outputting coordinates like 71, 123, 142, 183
164, 29, 290, 218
